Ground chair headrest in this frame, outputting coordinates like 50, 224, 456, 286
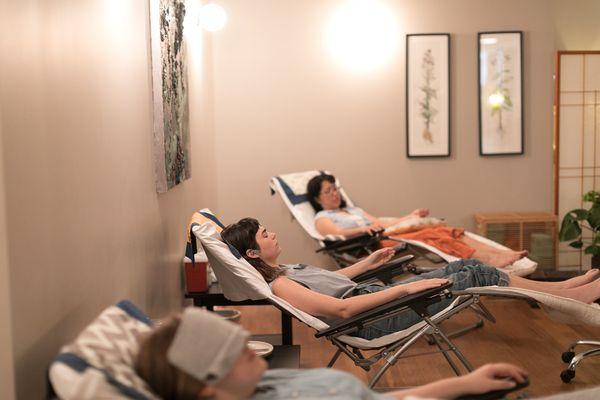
185, 208, 228, 265
193, 220, 272, 301
49, 300, 157, 399
269, 170, 353, 241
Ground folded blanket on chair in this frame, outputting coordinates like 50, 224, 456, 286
185, 210, 224, 265
384, 226, 477, 259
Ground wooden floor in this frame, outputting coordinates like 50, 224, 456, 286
228, 298, 600, 397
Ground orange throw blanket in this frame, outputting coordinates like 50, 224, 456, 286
382, 226, 476, 259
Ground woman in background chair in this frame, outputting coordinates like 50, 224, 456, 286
136, 308, 529, 400
306, 173, 527, 269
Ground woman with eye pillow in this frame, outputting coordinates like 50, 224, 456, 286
135, 308, 530, 400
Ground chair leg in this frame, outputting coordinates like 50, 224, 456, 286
368, 328, 430, 388
430, 333, 462, 376
470, 300, 496, 323
423, 316, 473, 373
562, 347, 600, 382
426, 317, 485, 345
327, 348, 342, 368
569, 348, 600, 370
567, 340, 600, 353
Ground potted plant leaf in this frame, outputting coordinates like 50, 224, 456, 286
559, 190, 600, 268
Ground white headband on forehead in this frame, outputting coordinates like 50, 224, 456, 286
167, 308, 249, 384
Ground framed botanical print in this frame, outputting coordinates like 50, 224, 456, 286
406, 33, 451, 158
478, 31, 524, 156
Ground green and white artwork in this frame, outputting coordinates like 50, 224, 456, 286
420, 49, 438, 144
150, 0, 191, 192
406, 34, 450, 157
478, 31, 523, 156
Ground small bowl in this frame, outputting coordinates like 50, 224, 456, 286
213, 308, 241, 324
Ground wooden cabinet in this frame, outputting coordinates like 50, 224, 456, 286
475, 212, 557, 272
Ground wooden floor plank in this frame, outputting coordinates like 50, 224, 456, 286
222, 297, 600, 397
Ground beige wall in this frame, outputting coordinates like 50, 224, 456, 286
0, 109, 16, 400
210, 0, 558, 266
0, 0, 598, 398
0, 1, 215, 398
552, 0, 600, 49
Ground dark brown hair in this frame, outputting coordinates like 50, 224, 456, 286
221, 218, 285, 282
306, 173, 347, 212
135, 316, 208, 400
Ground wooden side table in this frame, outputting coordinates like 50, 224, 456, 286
185, 283, 294, 346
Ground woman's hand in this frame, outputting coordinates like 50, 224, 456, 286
458, 363, 528, 395
363, 248, 395, 270
359, 224, 384, 236
403, 278, 449, 295
410, 208, 430, 218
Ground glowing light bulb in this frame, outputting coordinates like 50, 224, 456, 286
326, 0, 398, 72
488, 92, 505, 108
198, 3, 227, 32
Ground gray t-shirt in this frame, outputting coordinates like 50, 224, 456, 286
273, 264, 357, 299
253, 368, 392, 399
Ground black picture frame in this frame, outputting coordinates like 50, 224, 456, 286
478, 31, 524, 156
406, 33, 451, 158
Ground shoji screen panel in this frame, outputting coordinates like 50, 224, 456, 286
555, 51, 600, 271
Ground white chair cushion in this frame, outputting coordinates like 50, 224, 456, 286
193, 217, 272, 301
49, 300, 157, 399
464, 286, 600, 326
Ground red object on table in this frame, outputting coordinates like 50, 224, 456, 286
185, 261, 208, 293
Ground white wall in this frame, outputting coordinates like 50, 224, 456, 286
0, 1, 215, 397
0, 1, 598, 397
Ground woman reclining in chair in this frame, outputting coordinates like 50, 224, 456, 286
306, 173, 527, 269
136, 307, 530, 400
221, 218, 600, 340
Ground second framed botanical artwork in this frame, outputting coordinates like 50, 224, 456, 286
406, 33, 450, 158
478, 31, 524, 156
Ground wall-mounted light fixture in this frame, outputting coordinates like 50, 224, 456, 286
198, 3, 227, 32
326, 0, 398, 72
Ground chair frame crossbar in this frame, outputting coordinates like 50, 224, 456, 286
317, 285, 480, 388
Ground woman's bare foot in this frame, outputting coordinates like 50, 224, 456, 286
562, 280, 600, 303
561, 269, 600, 289
481, 250, 528, 268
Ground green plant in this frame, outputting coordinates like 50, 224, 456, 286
559, 190, 600, 256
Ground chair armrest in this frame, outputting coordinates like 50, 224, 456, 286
315, 282, 453, 338
317, 232, 384, 253
352, 255, 414, 284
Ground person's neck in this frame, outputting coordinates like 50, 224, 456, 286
264, 259, 279, 269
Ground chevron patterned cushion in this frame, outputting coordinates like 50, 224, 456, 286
49, 300, 158, 399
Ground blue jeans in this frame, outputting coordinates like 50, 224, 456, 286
352, 259, 509, 340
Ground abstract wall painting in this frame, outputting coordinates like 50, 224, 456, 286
478, 31, 524, 156
406, 33, 451, 158
150, 0, 191, 192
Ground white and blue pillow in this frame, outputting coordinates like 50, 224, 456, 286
49, 300, 157, 399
